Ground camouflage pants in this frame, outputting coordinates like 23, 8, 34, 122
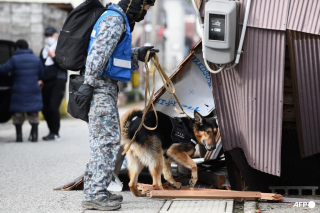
83, 78, 120, 201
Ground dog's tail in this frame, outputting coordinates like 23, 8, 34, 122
120, 108, 143, 146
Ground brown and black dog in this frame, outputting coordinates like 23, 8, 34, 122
120, 108, 218, 196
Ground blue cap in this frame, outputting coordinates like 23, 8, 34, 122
44, 27, 57, 35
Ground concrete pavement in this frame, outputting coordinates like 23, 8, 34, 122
0, 102, 166, 213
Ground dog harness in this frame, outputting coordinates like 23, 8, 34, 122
169, 117, 197, 146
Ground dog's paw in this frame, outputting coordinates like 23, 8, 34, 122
189, 179, 195, 187
175, 182, 182, 189
170, 182, 182, 189
189, 178, 197, 187
152, 185, 163, 190
138, 191, 147, 197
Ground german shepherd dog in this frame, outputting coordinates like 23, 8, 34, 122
120, 108, 218, 196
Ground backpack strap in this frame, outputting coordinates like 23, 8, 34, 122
106, 8, 127, 44
100, 7, 128, 71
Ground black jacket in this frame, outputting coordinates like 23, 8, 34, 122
40, 48, 67, 82
0, 49, 44, 112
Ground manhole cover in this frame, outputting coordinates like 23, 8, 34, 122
159, 199, 234, 213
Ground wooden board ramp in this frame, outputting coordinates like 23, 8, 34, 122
150, 190, 261, 199
54, 174, 84, 191
138, 183, 282, 201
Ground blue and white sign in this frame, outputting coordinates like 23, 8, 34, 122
154, 49, 215, 118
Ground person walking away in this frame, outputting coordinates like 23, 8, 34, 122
74, 0, 158, 210
0, 39, 44, 142
40, 27, 68, 141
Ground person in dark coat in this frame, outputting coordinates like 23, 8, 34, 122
39, 27, 67, 141
0, 39, 44, 142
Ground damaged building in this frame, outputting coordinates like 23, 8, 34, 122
197, 0, 320, 193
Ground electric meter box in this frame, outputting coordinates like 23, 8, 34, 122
203, 0, 239, 64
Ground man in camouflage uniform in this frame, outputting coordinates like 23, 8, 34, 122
74, 0, 157, 211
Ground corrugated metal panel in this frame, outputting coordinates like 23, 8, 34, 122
291, 31, 320, 157
201, 0, 319, 33
287, 0, 320, 35
239, 0, 290, 31
211, 27, 285, 176
200, 0, 290, 31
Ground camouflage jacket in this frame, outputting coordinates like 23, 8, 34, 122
84, 4, 139, 86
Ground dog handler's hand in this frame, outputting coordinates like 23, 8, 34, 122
137, 46, 159, 62
75, 84, 94, 109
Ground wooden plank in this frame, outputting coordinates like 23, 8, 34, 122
198, 169, 226, 188
140, 183, 281, 201
283, 104, 295, 122
137, 183, 145, 191
284, 54, 292, 88
150, 190, 261, 199
54, 174, 84, 191
286, 30, 305, 158
283, 93, 294, 105
260, 193, 282, 201
283, 87, 293, 93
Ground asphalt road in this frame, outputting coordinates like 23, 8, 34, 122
0, 103, 165, 213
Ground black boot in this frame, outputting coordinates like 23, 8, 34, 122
29, 123, 38, 142
15, 124, 22, 142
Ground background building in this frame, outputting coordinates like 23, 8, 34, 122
0, 0, 199, 105
0, 2, 67, 55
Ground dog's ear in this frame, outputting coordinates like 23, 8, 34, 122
212, 118, 219, 134
194, 110, 203, 125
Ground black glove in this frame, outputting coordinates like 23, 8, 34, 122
74, 84, 94, 109
137, 46, 159, 62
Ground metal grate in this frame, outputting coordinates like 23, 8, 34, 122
159, 199, 234, 213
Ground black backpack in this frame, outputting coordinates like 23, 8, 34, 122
55, 0, 107, 71
57, 0, 127, 122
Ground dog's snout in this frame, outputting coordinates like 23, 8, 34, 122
203, 139, 216, 151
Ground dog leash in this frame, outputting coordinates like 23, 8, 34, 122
121, 51, 192, 155
149, 53, 192, 119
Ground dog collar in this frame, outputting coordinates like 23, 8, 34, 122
190, 139, 197, 146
